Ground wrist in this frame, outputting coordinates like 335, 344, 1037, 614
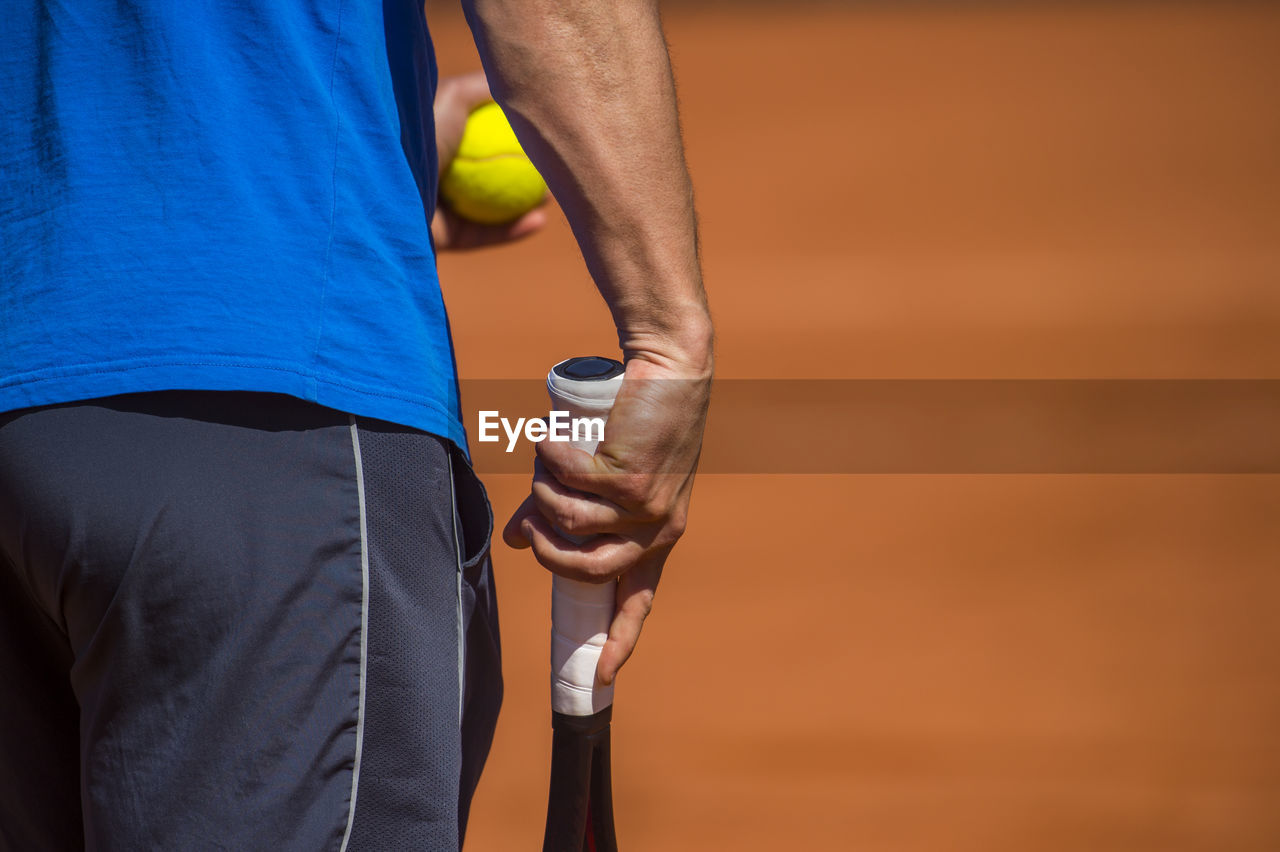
618, 304, 714, 378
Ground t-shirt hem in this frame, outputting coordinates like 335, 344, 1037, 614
0, 361, 470, 456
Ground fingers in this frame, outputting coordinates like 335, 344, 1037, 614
502, 453, 613, 551
501, 207, 549, 241
433, 71, 493, 178
529, 459, 627, 537
431, 205, 548, 252
500, 470, 631, 550
501, 493, 536, 549
520, 512, 646, 583
530, 429, 633, 506
597, 560, 662, 686
444, 70, 494, 112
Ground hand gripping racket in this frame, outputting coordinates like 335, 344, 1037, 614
543, 356, 624, 852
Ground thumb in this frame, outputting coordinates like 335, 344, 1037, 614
502, 494, 537, 549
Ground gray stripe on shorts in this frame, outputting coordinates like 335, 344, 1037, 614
448, 451, 464, 725
339, 417, 371, 852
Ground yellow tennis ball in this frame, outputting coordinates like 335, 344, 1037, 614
440, 102, 547, 225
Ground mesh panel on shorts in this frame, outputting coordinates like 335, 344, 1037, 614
346, 423, 461, 851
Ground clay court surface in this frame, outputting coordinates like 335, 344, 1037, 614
428, 2, 1280, 849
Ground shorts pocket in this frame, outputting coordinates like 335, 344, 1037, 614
449, 444, 502, 837
449, 445, 493, 583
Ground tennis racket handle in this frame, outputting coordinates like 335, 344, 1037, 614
547, 357, 624, 717
551, 576, 615, 715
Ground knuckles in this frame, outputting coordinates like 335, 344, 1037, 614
529, 471, 693, 581
632, 489, 684, 532
549, 501, 593, 536
568, 548, 627, 584
605, 471, 654, 511
663, 506, 689, 540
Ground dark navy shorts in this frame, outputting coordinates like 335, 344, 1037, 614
0, 392, 502, 851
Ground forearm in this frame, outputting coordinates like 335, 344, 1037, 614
462, 0, 712, 370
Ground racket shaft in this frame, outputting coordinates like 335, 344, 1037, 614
587, 730, 618, 851
544, 709, 616, 852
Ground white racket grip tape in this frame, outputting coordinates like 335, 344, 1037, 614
546, 357, 624, 717
550, 576, 615, 715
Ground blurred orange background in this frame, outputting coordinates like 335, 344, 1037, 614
428, 2, 1280, 849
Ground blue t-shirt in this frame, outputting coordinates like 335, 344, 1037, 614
1, 1, 465, 449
